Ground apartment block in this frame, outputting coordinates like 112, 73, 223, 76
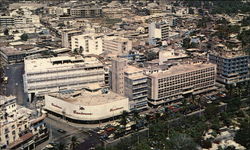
23, 56, 105, 101
61, 29, 83, 48
147, 63, 216, 106
209, 51, 250, 85
0, 95, 48, 149
148, 20, 169, 43
70, 6, 102, 18
71, 33, 103, 55
0, 16, 15, 26
124, 66, 148, 111
103, 36, 132, 55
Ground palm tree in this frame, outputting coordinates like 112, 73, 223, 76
132, 110, 140, 122
166, 132, 199, 150
57, 142, 66, 150
120, 110, 129, 127
67, 136, 80, 150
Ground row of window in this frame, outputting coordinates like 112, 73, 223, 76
158, 78, 214, 92
158, 81, 214, 98
158, 76, 215, 88
158, 68, 215, 83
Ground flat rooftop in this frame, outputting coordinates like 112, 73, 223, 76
24, 56, 103, 73
148, 63, 215, 78
48, 87, 127, 106
210, 50, 248, 59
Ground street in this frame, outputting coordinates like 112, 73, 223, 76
3, 63, 27, 106
36, 115, 102, 150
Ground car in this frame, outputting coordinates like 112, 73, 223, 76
57, 129, 66, 134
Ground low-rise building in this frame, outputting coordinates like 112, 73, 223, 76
23, 56, 105, 101
103, 36, 132, 55
44, 87, 129, 123
0, 95, 48, 149
0, 46, 55, 64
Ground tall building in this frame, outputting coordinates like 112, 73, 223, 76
124, 66, 148, 111
111, 59, 148, 111
111, 58, 127, 96
23, 56, 105, 101
0, 95, 48, 149
146, 62, 216, 106
61, 29, 83, 48
103, 36, 132, 55
71, 33, 103, 55
148, 21, 169, 43
209, 50, 250, 85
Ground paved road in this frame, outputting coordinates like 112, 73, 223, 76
4, 63, 27, 106
36, 116, 92, 150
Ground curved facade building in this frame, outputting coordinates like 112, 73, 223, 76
44, 88, 129, 123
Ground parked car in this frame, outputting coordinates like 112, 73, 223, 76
57, 129, 66, 134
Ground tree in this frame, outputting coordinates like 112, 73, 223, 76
182, 38, 191, 49
79, 46, 83, 54
235, 120, 250, 149
132, 110, 140, 122
67, 136, 80, 150
145, 50, 158, 61
188, 8, 194, 14
58, 23, 65, 27
120, 110, 129, 127
135, 139, 151, 150
166, 132, 198, 150
20, 33, 28, 41
204, 104, 218, 120
4, 28, 9, 36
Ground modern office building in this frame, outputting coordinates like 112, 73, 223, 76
148, 20, 169, 43
209, 50, 250, 85
146, 62, 216, 106
103, 36, 132, 55
23, 56, 105, 101
0, 95, 48, 149
110, 59, 148, 111
61, 29, 83, 48
44, 87, 129, 123
124, 66, 148, 111
70, 5, 102, 18
71, 33, 103, 55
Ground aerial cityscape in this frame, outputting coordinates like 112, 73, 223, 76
0, 0, 249, 150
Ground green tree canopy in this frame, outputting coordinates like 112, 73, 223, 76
235, 120, 250, 149
20, 33, 28, 41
